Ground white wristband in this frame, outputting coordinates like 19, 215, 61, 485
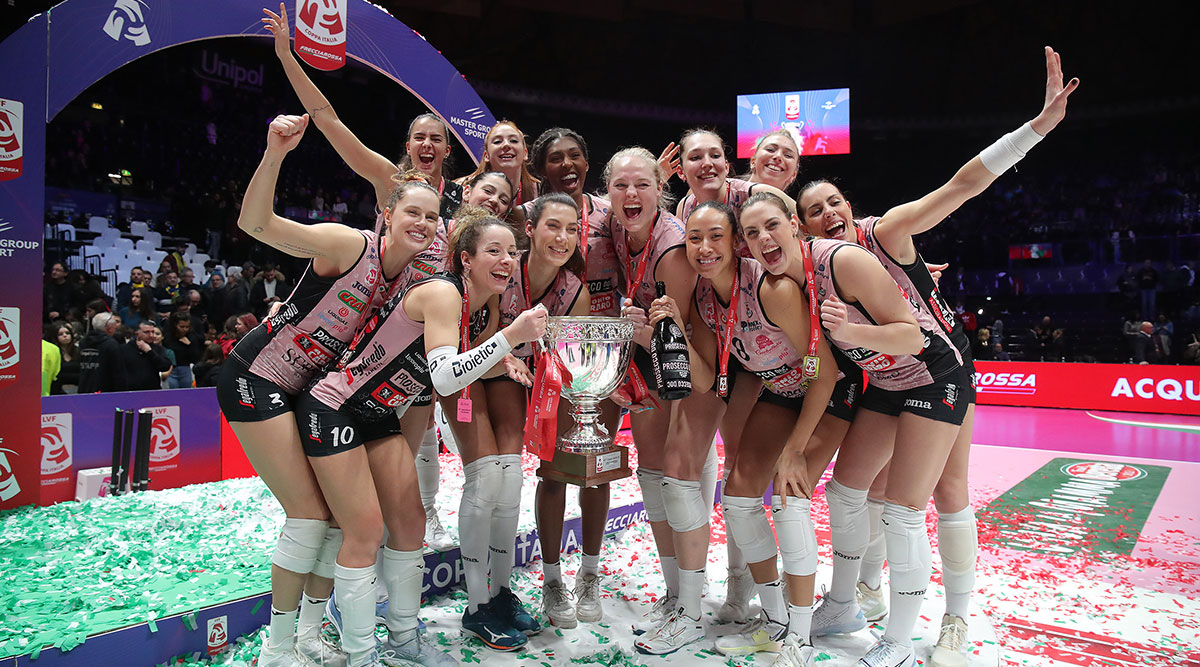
979, 122, 1045, 176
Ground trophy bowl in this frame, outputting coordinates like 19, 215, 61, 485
541, 316, 635, 455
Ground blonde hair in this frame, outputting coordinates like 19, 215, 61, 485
601, 146, 677, 210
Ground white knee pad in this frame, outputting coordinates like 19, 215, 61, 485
495, 454, 524, 512
463, 456, 503, 508
825, 479, 869, 553
272, 518, 330, 574
866, 497, 886, 547
937, 507, 977, 594
662, 476, 708, 533
772, 495, 818, 577
721, 492, 777, 565
881, 502, 930, 579
311, 527, 343, 579
701, 441, 719, 510
637, 468, 667, 522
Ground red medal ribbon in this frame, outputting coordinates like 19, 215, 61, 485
714, 260, 741, 398
524, 346, 571, 460
620, 211, 658, 306
798, 239, 822, 382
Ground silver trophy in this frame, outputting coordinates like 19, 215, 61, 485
538, 316, 635, 485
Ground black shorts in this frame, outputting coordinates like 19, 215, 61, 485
708, 358, 751, 405
758, 388, 806, 413
960, 358, 978, 405
858, 365, 974, 426
294, 393, 404, 457
825, 372, 864, 422
216, 356, 295, 423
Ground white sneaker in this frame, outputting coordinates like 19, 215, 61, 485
717, 566, 755, 623
929, 614, 968, 667
857, 636, 915, 667
258, 643, 319, 667
296, 633, 347, 667
713, 614, 787, 656
379, 633, 459, 667
542, 580, 577, 629
634, 607, 705, 656
424, 511, 454, 551
772, 635, 817, 667
573, 574, 604, 623
631, 594, 676, 635
810, 594, 866, 636
856, 581, 887, 622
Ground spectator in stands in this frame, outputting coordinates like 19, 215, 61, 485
973, 327, 994, 361
192, 342, 225, 388
44, 262, 71, 322
162, 310, 201, 389
992, 342, 1011, 361
1033, 316, 1054, 359
150, 324, 173, 388
1137, 259, 1159, 319
41, 335, 60, 397
179, 268, 199, 295
154, 270, 180, 316
78, 312, 127, 393
222, 272, 249, 322
82, 299, 109, 332
118, 286, 155, 330
1117, 264, 1138, 311
1132, 321, 1162, 364
249, 263, 289, 319
116, 266, 147, 310
121, 321, 172, 391
1154, 314, 1174, 359
990, 318, 1005, 345
166, 243, 188, 274
47, 321, 80, 394
332, 194, 348, 217
216, 315, 239, 357
1049, 328, 1069, 361
206, 272, 229, 327
180, 289, 207, 328
956, 300, 977, 334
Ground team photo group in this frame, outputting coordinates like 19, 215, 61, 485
226, 8, 1080, 667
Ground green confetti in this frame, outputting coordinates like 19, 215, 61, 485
148, 618, 157, 633
250, 599, 264, 616
182, 614, 197, 631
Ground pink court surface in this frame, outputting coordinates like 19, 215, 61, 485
862, 405, 1200, 666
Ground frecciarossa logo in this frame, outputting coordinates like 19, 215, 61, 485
974, 371, 1037, 395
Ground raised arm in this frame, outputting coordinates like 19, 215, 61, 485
874, 46, 1079, 257
238, 114, 367, 273
825, 246, 924, 355
264, 3, 398, 205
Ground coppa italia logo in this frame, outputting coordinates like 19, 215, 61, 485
0, 99, 22, 181
102, 0, 151, 47
146, 406, 181, 464
294, 0, 347, 71
1061, 461, 1147, 482
0, 446, 20, 502
206, 615, 228, 656
40, 413, 73, 477
974, 371, 1036, 395
0, 307, 19, 389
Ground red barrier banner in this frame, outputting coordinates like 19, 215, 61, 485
973, 361, 1200, 416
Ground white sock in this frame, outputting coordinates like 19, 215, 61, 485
661, 555, 680, 598
825, 480, 869, 603
543, 559, 562, 586
881, 503, 931, 647
937, 506, 977, 618
266, 605, 298, 650
757, 578, 788, 626
860, 498, 887, 590
295, 594, 328, 639
382, 547, 424, 645
580, 552, 600, 577
489, 453, 523, 598
333, 563, 379, 662
678, 568, 706, 620
460, 457, 500, 612
416, 426, 440, 513
787, 602, 814, 643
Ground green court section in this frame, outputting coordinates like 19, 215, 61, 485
979, 457, 1170, 557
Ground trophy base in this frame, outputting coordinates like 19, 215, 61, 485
536, 444, 632, 488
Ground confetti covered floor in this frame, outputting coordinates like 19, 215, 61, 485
3, 407, 1198, 666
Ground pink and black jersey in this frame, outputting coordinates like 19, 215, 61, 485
307, 273, 490, 422
853, 216, 970, 359
678, 178, 756, 223
694, 258, 814, 399
498, 254, 585, 360
808, 238, 961, 391
232, 230, 402, 394
609, 210, 686, 309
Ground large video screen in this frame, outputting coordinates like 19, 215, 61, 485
735, 88, 850, 158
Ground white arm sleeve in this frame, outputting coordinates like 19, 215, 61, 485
427, 332, 514, 396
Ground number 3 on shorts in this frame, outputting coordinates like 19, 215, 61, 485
330, 425, 355, 448
269, 392, 284, 407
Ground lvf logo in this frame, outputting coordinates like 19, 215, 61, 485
103, 0, 151, 46
145, 406, 181, 463
206, 615, 228, 655
0, 98, 22, 181
40, 413, 73, 476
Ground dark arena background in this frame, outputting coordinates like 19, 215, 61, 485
1, 1, 1197, 666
